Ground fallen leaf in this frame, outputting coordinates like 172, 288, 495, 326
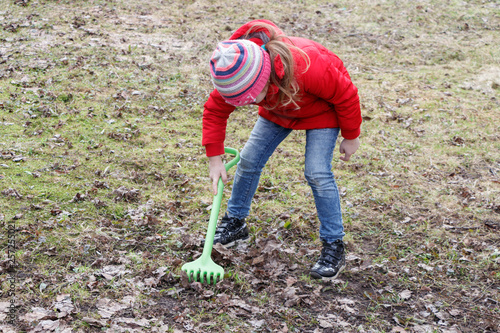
97, 298, 128, 318
319, 319, 333, 328
435, 311, 449, 320
100, 265, 128, 280
249, 319, 265, 328
418, 263, 434, 272
53, 294, 74, 318
69, 192, 86, 203
391, 327, 408, 333
20, 307, 57, 323
43, 247, 57, 256
202, 290, 214, 299
113, 317, 149, 328
341, 304, 357, 314
420, 311, 431, 318
399, 290, 412, 300
345, 253, 363, 265
113, 186, 140, 202
120, 296, 136, 306
32, 319, 61, 332
179, 270, 190, 288
1, 188, 22, 199
144, 277, 159, 287
252, 255, 265, 266
338, 298, 356, 305
190, 281, 204, 292
387, 271, 398, 277
282, 286, 302, 307
217, 293, 230, 306
286, 276, 297, 287
82, 317, 106, 327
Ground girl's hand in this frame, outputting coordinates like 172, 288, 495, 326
339, 138, 360, 161
208, 155, 227, 195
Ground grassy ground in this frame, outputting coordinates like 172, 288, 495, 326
0, 0, 499, 332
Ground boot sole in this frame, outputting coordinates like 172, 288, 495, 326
219, 236, 249, 248
310, 263, 346, 281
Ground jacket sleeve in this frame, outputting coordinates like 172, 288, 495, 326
301, 48, 362, 140
202, 89, 236, 157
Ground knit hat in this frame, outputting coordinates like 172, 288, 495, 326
210, 39, 271, 106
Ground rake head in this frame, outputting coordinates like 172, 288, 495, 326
181, 257, 224, 285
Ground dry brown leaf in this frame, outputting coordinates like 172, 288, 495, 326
319, 319, 333, 328
217, 293, 230, 306
252, 255, 266, 266
1, 188, 22, 199
399, 290, 412, 300
97, 298, 128, 318
100, 265, 128, 280
31, 319, 70, 332
82, 317, 107, 327
338, 298, 356, 305
53, 294, 74, 318
390, 327, 408, 333
113, 317, 150, 328
20, 307, 57, 323
286, 276, 297, 287
113, 186, 140, 202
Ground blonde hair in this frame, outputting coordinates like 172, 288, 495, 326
244, 22, 310, 109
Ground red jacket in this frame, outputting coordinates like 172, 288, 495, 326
202, 20, 362, 157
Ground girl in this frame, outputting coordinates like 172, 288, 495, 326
202, 20, 361, 280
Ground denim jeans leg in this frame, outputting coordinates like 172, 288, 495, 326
304, 128, 344, 242
227, 117, 292, 219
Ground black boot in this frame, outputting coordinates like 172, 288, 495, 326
213, 213, 249, 247
310, 239, 346, 280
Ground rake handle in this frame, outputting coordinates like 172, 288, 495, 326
200, 147, 240, 262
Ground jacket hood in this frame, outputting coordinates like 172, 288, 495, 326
229, 19, 284, 46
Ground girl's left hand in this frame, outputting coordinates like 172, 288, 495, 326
339, 138, 360, 161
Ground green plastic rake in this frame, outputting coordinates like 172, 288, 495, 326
182, 147, 240, 284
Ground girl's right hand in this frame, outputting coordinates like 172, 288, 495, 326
208, 155, 227, 195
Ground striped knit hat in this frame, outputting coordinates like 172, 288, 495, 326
210, 39, 271, 106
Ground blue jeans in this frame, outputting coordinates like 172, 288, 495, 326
227, 116, 344, 242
